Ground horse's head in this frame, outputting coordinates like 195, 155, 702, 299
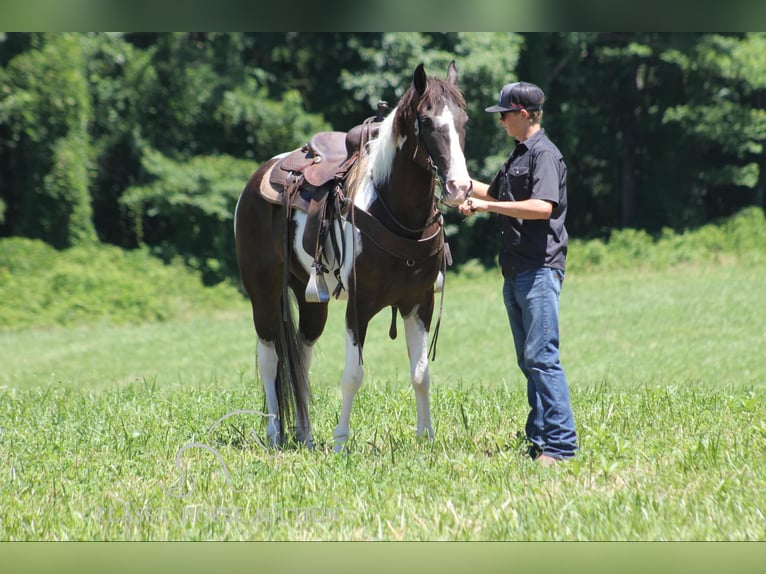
400, 61, 472, 207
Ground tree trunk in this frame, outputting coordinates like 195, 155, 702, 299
621, 152, 638, 227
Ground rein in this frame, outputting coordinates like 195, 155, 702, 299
373, 186, 442, 235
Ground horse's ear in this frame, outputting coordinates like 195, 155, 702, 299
414, 63, 427, 95
447, 60, 458, 85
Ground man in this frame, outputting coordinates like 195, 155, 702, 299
459, 81, 577, 465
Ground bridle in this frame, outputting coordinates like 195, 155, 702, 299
414, 106, 471, 209
367, 106, 453, 235
414, 111, 450, 203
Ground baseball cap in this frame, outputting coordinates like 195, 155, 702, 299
485, 81, 545, 113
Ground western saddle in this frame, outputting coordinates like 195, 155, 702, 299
261, 102, 389, 302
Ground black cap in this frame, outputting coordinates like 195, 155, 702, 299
485, 81, 545, 113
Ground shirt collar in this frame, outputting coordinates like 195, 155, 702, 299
516, 128, 545, 151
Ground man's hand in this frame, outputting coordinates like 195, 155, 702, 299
458, 198, 485, 216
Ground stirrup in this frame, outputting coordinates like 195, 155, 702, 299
306, 265, 330, 303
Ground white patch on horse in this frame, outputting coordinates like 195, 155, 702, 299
403, 308, 429, 385
257, 338, 281, 444
333, 328, 365, 451
367, 106, 406, 194
434, 106, 471, 203
403, 308, 434, 439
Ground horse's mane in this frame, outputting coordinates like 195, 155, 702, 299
344, 149, 371, 200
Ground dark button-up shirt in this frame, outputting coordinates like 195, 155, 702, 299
487, 129, 568, 277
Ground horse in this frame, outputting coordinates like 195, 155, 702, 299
234, 61, 472, 451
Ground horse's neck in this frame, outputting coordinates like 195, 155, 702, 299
375, 146, 435, 233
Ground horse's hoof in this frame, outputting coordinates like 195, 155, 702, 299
333, 434, 349, 453
266, 425, 282, 448
416, 427, 435, 441
333, 443, 350, 455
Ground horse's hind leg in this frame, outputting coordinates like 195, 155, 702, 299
292, 282, 329, 447
241, 276, 284, 445
256, 293, 317, 448
248, 277, 285, 446
235, 166, 286, 446
257, 337, 282, 444
403, 306, 434, 440
294, 338, 314, 445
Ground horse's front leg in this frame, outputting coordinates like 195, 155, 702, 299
403, 307, 434, 440
333, 328, 364, 452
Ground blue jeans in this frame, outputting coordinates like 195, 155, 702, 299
503, 267, 577, 459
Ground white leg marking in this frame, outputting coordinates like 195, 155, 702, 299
257, 339, 282, 445
333, 329, 364, 452
403, 308, 434, 439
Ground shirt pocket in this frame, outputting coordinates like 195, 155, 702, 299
506, 165, 530, 199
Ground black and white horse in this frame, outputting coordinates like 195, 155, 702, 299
234, 62, 471, 450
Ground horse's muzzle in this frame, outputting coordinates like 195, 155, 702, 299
442, 179, 473, 207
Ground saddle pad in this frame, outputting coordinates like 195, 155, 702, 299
258, 162, 284, 205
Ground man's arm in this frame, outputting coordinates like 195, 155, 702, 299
459, 196, 553, 219
468, 178, 494, 201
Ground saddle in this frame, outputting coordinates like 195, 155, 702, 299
272, 131, 349, 189
259, 103, 389, 302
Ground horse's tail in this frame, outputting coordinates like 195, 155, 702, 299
273, 289, 311, 442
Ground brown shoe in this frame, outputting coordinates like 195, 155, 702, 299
536, 454, 559, 467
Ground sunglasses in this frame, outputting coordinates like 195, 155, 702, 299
499, 110, 521, 119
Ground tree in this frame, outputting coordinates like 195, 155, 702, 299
3, 33, 765, 280
114, 33, 330, 283
80, 32, 157, 247
662, 33, 766, 219
0, 33, 95, 247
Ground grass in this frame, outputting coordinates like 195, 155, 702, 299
1, 261, 765, 540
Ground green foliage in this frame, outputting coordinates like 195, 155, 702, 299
43, 133, 96, 246
1, 206, 762, 333
567, 206, 766, 273
660, 33, 766, 219
0, 33, 96, 247
216, 79, 330, 161
0, 237, 240, 331
2, 32, 766, 280
120, 150, 256, 284
78, 33, 158, 247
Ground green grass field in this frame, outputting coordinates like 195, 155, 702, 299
1, 261, 765, 540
